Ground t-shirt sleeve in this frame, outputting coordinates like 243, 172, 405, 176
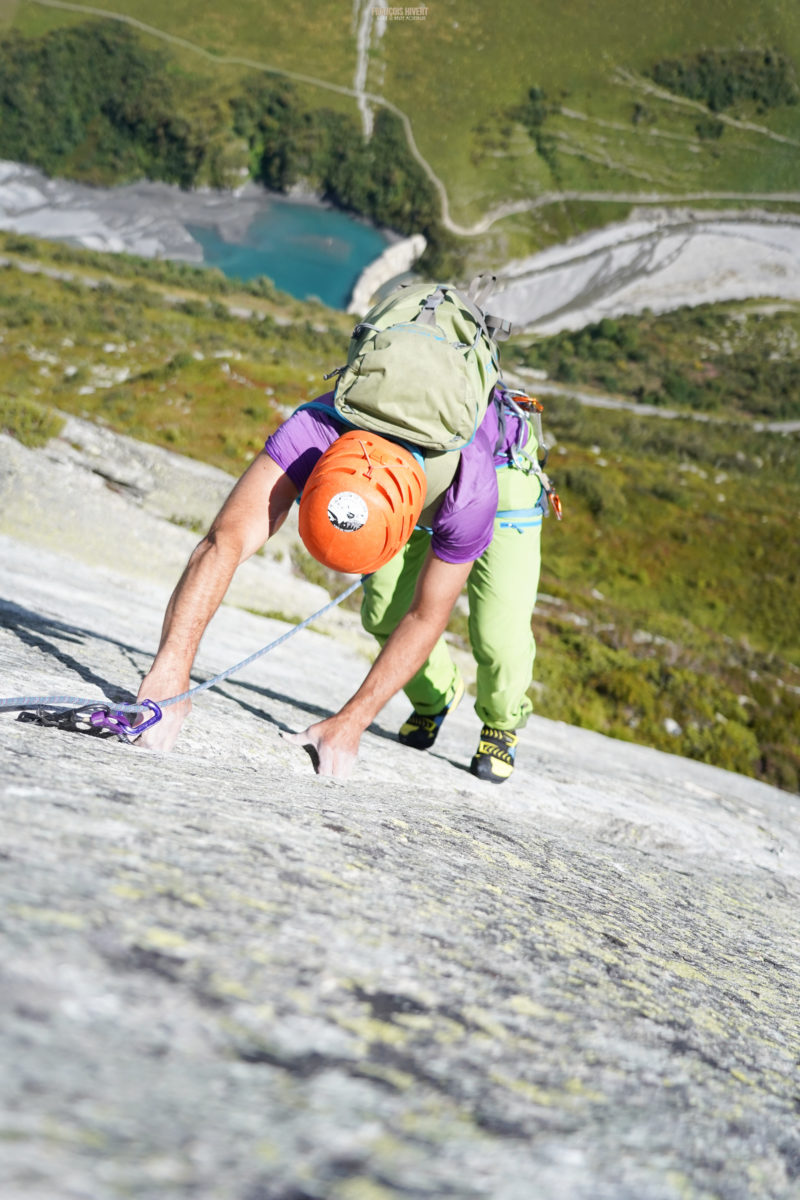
264, 396, 340, 491
265, 394, 500, 564
430, 440, 498, 564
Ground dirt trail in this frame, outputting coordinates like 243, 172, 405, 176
506, 371, 800, 434
614, 65, 800, 150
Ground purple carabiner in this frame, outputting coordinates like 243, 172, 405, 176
125, 699, 162, 736
89, 699, 162, 740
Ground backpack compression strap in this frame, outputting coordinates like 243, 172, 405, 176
413, 282, 507, 368
467, 273, 513, 342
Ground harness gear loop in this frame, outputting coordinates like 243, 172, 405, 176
499, 387, 563, 521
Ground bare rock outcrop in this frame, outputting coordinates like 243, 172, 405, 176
1, 427, 799, 1200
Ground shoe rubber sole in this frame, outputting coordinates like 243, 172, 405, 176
398, 676, 465, 751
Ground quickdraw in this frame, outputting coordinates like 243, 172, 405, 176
16, 700, 162, 742
2, 578, 364, 741
502, 388, 564, 522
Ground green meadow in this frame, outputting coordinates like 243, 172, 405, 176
532, 400, 799, 792
2, 0, 799, 259
510, 305, 800, 422
0, 233, 351, 466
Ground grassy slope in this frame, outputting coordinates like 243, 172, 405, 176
354, 0, 800, 229
509, 304, 800, 421
0, 233, 351, 470
4, 0, 800, 256
510, 297, 800, 791
8, 0, 355, 76
533, 400, 799, 793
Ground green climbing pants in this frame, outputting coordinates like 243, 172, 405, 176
361, 460, 543, 731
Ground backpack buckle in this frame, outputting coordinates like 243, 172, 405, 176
486, 313, 513, 341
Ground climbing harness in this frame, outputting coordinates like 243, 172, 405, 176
498, 386, 563, 521
1, 579, 363, 743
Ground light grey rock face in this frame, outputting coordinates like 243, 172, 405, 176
1, 429, 800, 1200
0, 420, 368, 644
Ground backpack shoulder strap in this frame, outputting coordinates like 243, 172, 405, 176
294, 397, 349, 423
294, 398, 426, 470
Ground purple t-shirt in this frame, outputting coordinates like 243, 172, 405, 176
264, 392, 531, 564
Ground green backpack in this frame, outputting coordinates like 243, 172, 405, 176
328, 278, 512, 454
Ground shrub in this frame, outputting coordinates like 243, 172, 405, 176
696, 116, 725, 139
511, 85, 558, 169
0, 396, 64, 447
650, 48, 799, 113
564, 467, 625, 520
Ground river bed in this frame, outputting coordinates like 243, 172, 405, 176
0, 161, 390, 310
2, 161, 800, 327
492, 207, 800, 332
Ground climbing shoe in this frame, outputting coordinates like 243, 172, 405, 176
398, 676, 465, 751
470, 726, 518, 783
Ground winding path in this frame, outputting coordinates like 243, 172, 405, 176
613, 65, 800, 150
504, 371, 800, 435
26, 0, 800, 239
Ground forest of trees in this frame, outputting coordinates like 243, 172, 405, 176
0, 23, 205, 186
0, 21, 445, 261
231, 77, 439, 237
649, 48, 799, 113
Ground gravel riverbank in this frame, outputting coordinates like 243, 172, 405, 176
3, 162, 799, 327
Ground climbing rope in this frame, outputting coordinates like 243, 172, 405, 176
1, 578, 363, 739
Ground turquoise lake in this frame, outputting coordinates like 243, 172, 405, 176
188, 199, 389, 309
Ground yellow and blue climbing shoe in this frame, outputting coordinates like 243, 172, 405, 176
398, 676, 465, 751
470, 725, 518, 783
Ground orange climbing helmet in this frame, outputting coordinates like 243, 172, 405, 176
298, 430, 427, 574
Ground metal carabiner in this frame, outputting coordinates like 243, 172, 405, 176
88, 699, 162, 740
